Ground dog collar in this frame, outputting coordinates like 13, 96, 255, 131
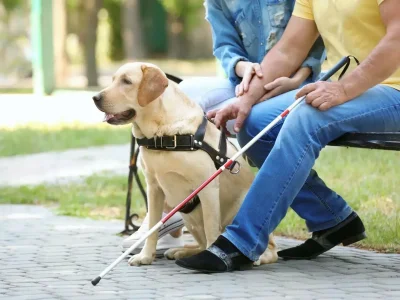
136, 116, 237, 170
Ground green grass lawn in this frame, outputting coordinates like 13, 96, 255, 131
0, 173, 146, 220
0, 123, 131, 157
276, 147, 400, 253
0, 146, 398, 252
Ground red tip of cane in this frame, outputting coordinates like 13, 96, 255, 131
281, 109, 290, 118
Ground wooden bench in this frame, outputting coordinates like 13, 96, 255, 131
120, 74, 400, 235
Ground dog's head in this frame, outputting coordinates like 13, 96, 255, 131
92, 62, 169, 125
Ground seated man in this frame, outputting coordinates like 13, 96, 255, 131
176, 0, 400, 272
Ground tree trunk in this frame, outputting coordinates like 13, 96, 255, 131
53, 0, 68, 87
83, 0, 102, 87
123, 0, 145, 60
167, 14, 188, 59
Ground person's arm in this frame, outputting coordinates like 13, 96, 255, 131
257, 1, 325, 99
339, 0, 400, 100
205, 0, 249, 85
261, 66, 311, 100
297, 0, 400, 111
240, 15, 320, 106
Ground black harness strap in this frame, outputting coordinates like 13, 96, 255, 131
338, 55, 360, 80
218, 130, 228, 157
136, 115, 237, 214
179, 195, 201, 214
137, 116, 234, 169
135, 135, 194, 150
192, 116, 231, 169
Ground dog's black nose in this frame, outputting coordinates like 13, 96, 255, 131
92, 94, 102, 102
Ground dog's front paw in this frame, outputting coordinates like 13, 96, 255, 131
164, 248, 183, 260
253, 258, 261, 266
164, 247, 201, 260
255, 249, 278, 265
128, 252, 154, 266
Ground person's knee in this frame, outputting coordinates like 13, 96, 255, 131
237, 103, 282, 146
179, 77, 235, 112
236, 109, 277, 168
237, 91, 299, 146
178, 78, 201, 100
277, 104, 328, 153
179, 78, 196, 92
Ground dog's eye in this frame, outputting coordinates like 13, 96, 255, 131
122, 78, 132, 85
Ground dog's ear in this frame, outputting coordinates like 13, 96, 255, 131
137, 65, 169, 107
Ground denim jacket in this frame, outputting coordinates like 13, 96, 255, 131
205, 0, 326, 85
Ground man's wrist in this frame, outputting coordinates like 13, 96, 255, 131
338, 80, 352, 104
239, 89, 260, 107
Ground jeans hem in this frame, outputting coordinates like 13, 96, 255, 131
306, 206, 353, 232
222, 231, 258, 262
303, 178, 340, 220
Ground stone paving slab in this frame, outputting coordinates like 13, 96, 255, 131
1, 205, 399, 300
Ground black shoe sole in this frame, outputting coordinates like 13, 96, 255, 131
342, 232, 367, 246
281, 252, 322, 261
175, 260, 253, 273
280, 231, 367, 260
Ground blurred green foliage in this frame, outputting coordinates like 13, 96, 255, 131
1, 0, 24, 12
159, 0, 204, 31
1, 0, 209, 75
103, 0, 124, 61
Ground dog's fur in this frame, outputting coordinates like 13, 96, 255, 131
93, 62, 278, 266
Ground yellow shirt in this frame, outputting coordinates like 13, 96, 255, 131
293, 0, 400, 90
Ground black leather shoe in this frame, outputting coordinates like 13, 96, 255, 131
176, 236, 253, 273
278, 212, 366, 260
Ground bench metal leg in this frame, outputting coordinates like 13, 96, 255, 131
120, 135, 148, 236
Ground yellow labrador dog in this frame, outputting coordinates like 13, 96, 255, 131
93, 62, 278, 266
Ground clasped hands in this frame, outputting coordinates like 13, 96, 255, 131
207, 62, 349, 134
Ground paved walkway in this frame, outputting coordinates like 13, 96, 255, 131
1, 205, 399, 300
0, 92, 103, 127
0, 139, 238, 187
0, 144, 131, 186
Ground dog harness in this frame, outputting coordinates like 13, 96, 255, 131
136, 115, 239, 214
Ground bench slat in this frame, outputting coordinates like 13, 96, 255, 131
328, 132, 400, 151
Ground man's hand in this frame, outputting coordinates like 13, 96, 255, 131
296, 81, 349, 111
263, 77, 301, 100
235, 62, 263, 96
207, 99, 253, 133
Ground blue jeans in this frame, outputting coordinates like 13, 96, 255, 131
222, 85, 400, 261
